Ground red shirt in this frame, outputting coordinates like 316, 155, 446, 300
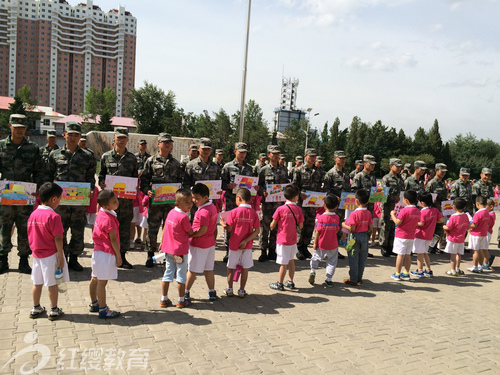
470, 209, 489, 237
27, 206, 64, 259
92, 209, 120, 255
488, 211, 496, 235
226, 204, 260, 250
416, 207, 443, 241
316, 212, 339, 250
272, 202, 305, 245
446, 213, 469, 243
161, 207, 192, 255
191, 202, 218, 248
346, 208, 373, 233
395, 206, 421, 240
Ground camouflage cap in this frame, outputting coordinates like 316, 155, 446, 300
158, 133, 173, 142
279, 154, 286, 159
80, 135, 87, 141
235, 142, 248, 152
189, 143, 198, 151
481, 167, 492, 174
460, 167, 470, 175
65, 122, 82, 134
114, 127, 129, 138
316, 156, 323, 162
305, 148, 318, 156
197, 138, 211, 149
435, 163, 448, 172
414, 160, 427, 169
9, 114, 28, 127
295, 156, 303, 162
138, 139, 147, 145
363, 155, 377, 164
404, 163, 411, 169
267, 145, 280, 154
389, 158, 402, 167
334, 150, 346, 158
215, 149, 224, 155
355, 159, 363, 166
46, 130, 57, 137
259, 153, 267, 159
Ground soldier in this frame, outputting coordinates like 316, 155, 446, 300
180, 143, 199, 175
405, 160, 427, 194
40, 129, 59, 164
257, 145, 289, 262
349, 160, 364, 181
215, 149, 224, 171
46, 122, 96, 271
135, 139, 150, 171
279, 154, 287, 167
450, 168, 473, 213
0, 114, 44, 274
98, 127, 138, 269
253, 153, 267, 176
426, 163, 449, 253
140, 133, 182, 267
471, 168, 494, 212
379, 158, 405, 257
292, 148, 325, 260
351, 155, 377, 199
400, 163, 412, 181
78, 134, 95, 157
289, 156, 303, 180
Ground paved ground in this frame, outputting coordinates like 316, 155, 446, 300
1, 214, 499, 374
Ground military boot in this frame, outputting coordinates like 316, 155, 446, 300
19, 256, 32, 274
296, 245, 306, 260
68, 254, 83, 272
0, 256, 9, 274
267, 248, 277, 261
119, 252, 133, 269
145, 252, 154, 268
258, 250, 268, 262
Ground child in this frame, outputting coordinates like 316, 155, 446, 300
27, 182, 67, 321
411, 192, 444, 278
220, 188, 260, 297
371, 202, 382, 246
130, 189, 145, 247
185, 183, 218, 303
310, 195, 340, 287
390, 190, 421, 281
342, 190, 372, 286
443, 198, 470, 276
486, 199, 496, 267
269, 185, 304, 291
89, 190, 122, 319
86, 186, 99, 245
467, 196, 490, 273
160, 189, 194, 308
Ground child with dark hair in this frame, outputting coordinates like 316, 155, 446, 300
443, 198, 470, 276
467, 196, 490, 273
486, 199, 496, 267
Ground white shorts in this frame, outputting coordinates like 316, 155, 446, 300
276, 243, 297, 265
91, 251, 118, 280
140, 216, 148, 229
412, 238, 431, 254
468, 235, 488, 251
393, 238, 414, 255
487, 232, 492, 246
188, 245, 215, 273
444, 241, 465, 255
31, 253, 70, 287
132, 207, 142, 224
372, 218, 380, 229
227, 249, 253, 269
86, 213, 96, 226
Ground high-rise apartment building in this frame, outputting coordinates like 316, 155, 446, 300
0, 0, 136, 116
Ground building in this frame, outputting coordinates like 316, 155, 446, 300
273, 77, 306, 132
0, 0, 136, 117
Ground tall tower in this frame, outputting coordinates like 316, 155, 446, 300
274, 77, 305, 133
0, 0, 136, 116
279, 77, 299, 111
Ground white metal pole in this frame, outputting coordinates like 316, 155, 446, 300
238, 0, 252, 142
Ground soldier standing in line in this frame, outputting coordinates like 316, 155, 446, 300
140, 133, 182, 268
40, 130, 59, 164
257, 145, 289, 262
78, 134, 95, 159
180, 143, 199, 175
292, 148, 325, 260
289, 156, 303, 180
279, 154, 287, 168
426, 163, 449, 253
135, 139, 150, 172
349, 160, 364, 181
450, 168, 473, 213
379, 158, 405, 257
351, 155, 377, 212
0, 114, 44, 274
400, 163, 412, 181
46, 122, 96, 271
315, 156, 324, 171
405, 160, 427, 194
254, 153, 267, 176
472, 168, 494, 212
215, 149, 224, 171
98, 127, 138, 269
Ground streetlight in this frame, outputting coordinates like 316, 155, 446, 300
300, 128, 308, 155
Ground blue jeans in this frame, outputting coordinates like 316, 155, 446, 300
347, 232, 369, 282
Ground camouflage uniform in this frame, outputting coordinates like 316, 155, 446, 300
0, 136, 43, 258
135, 151, 150, 171
351, 170, 377, 211
379, 172, 405, 253
40, 144, 60, 164
221, 159, 254, 212
426, 177, 449, 204
450, 179, 473, 213
324, 165, 351, 237
99, 148, 138, 254
253, 162, 267, 177
349, 169, 360, 181
471, 180, 494, 208
405, 174, 425, 194
47, 145, 96, 257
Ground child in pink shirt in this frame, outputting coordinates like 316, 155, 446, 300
269, 185, 304, 291
411, 192, 444, 278
86, 186, 99, 244
310, 195, 340, 287
467, 196, 490, 272
342, 190, 373, 286
27, 182, 67, 321
486, 199, 496, 268
160, 189, 194, 308
185, 183, 219, 303
220, 188, 260, 298
390, 190, 421, 281
443, 198, 470, 276
371, 202, 382, 245
89, 190, 121, 319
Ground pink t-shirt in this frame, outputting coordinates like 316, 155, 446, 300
272, 202, 305, 245
191, 202, 218, 248
446, 213, 469, 243
415, 207, 443, 241
86, 187, 99, 214
316, 212, 339, 250
226, 204, 260, 250
161, 207, 192, 255
488, 211, 496, 235
395, 205, 421, 240
92, 209, 120, 255
373, 202, 382, 219
346, 208, 373, 233
27, 206, 64, 259
470, 208, 489, 237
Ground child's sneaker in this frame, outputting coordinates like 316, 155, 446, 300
98, 306, 120, 319
309, 271, 316, 285
488, 255, 495, 267
29, 305, 46, 319
391, 273, 401, 281
89, 302, 99, 313
467, 267, 479, 273
283, 280, 296, 289
400, 272, 410, 281
324, 280, 334, 288
237, 289, 247, 298
208, 290, 217, 301
411, 270, 425, 278
457, 269, 465, 276
224, 288, 234, 297
446, 270, 457, 276
482, 263, 490, 270
176, 300, 189, 308
423, 270, 434, 278
48, 307, 64, 321
184, 291, 191, 305
160, 299, 172, 308
269, 282, 284, 291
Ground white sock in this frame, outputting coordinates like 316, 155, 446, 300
178, 296, 185, 302
161, 295, 168, 301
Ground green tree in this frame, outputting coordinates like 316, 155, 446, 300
82, 86, 117, 129
412, 127, 428, 155
346, 116, 361, 164
98, 112, 113, 132
426, 119, 443, 161
278, 118, 307, 162
318, 122, 331, 168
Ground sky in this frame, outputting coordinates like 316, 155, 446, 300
95, 0, 499, 142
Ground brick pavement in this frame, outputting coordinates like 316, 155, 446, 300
1, 214, 499, 374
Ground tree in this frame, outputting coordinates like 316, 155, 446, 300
278, 118, 307, 163
82, 86, 117, 128
98, 112, 113, 132
426, 119, 443, 161
346, 116, 361, 165
412, 127, 428, 155
318, 122, 331, 168
7, 86, 41, 130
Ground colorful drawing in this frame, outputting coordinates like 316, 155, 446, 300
302, 191, 326, 207
340, 192, 356, 210
105, 176, 138, 200
0, 181, 36, 205
56, 182, 91, 206
233, 175, 258, 195
393, 203, 405, 218
266, 184, 290, 203
490, 197, 500, 211
152, 183, 181, 205
369, 186, 390, 203
441, 200, 455, 216
199, 180, 222, 200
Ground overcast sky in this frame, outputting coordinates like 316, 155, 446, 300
97, 0, 499, 142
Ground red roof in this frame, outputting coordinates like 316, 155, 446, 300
53, 114, 136, 128
0, 96, 15, 111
